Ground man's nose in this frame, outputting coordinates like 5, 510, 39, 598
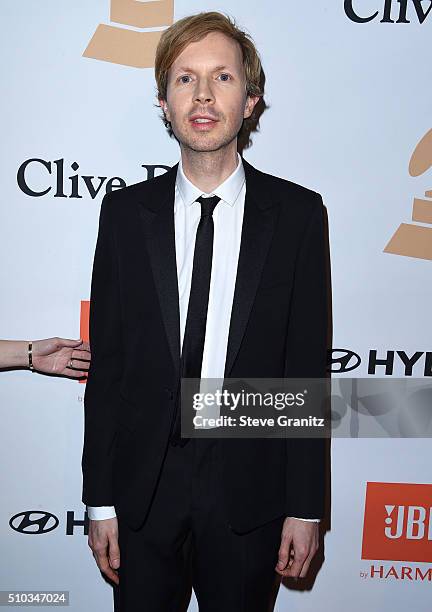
194, 78, 215, 104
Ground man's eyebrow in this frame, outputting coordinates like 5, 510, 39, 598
173, 65, 234, 74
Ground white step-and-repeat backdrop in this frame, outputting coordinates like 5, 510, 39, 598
1, 1, 431, 610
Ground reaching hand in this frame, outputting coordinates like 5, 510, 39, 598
32, 337, 91, 378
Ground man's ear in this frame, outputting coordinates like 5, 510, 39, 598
243, 95, 260, 120
159, 97, 171, 122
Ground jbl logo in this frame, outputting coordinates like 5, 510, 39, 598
362, 482, 432, 563
384, 504, 432, 540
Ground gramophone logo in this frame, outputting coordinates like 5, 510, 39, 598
83, 0, 174, 68
384, 129, 432, 261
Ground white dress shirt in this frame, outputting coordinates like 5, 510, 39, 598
87, 153, 319, 523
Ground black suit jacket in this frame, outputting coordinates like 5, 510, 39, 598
81, 156, 329, 533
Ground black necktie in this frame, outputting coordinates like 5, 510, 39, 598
170, 195, 221, 446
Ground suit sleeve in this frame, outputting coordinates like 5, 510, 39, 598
284, 194, 329, 519
81, 192, 123, 507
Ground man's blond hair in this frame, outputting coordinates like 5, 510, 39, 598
154, 11, 263, 138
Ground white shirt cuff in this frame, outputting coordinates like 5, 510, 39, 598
87, 505, 117, 520
288, 516, 320, 522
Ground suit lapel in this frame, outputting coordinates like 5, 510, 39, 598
224, 158, 280, 376
138, 157, 281, 382
139, 164, 181, 380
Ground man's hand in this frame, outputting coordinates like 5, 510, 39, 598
88, 517, 120, 585
275, 517, 319, 578
32, 337, 91, 377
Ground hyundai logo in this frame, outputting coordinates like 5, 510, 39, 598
329, 349, 361, 373
9, 511, 59, 534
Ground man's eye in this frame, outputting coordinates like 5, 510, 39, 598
218, 73, 231, 81
179, 75, 191, 83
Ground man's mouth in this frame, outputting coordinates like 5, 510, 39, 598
189, 117, 219, 130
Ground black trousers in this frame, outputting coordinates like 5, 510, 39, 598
113, 438, 284, 611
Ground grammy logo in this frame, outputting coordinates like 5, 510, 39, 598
83, 0, 174, 68
384, 129, 432, 261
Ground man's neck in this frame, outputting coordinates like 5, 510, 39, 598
180, 144, 239, 193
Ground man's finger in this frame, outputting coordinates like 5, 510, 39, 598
281, 545, 308, 578
287, 548, 295, 570
276, 535, 291, 571
283, 556, 304, 578
96, 553, 119, 584
299, 547, 318, 578
93, 544, 119, 585
108, 533, 121, 570
299, 556, 313, 578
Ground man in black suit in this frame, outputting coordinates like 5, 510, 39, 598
82, 11, 329, 611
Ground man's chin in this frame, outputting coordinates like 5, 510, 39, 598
189, 144, 224, 153
171, 125, 234, 152
177, 134, 234, 154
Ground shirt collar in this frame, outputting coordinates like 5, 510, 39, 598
176, 152, 245, 208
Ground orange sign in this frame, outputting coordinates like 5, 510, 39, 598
362, 482, 432, 563
79, 301, 90, 384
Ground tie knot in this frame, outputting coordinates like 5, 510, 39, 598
196, 195, 221, 218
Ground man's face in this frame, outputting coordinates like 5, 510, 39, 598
160, 31, 259, 153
